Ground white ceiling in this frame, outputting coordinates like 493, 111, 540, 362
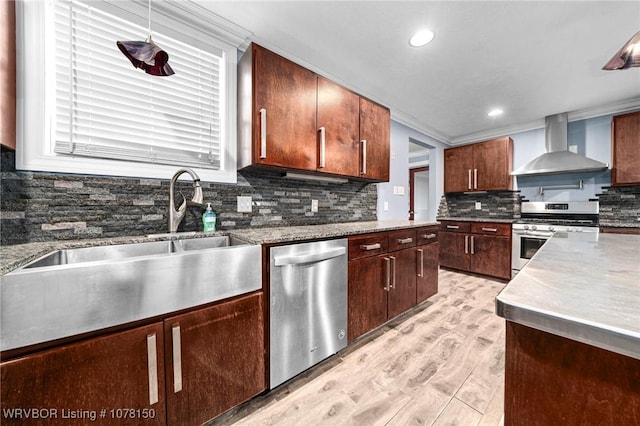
198, 1, 640, 145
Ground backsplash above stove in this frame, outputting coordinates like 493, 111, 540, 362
597, 185, 640, 227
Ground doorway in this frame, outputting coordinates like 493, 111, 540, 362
408, 138, 431, 221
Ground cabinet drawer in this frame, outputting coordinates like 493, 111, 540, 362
470, 222, 511, 236
416, 226, 439, 244
440, 221, 471, 233
388, 229, 418, 251
348, 233, 388, 260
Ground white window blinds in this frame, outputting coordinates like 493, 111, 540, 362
53, 0, 223, 170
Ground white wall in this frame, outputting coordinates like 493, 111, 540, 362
377, 120, 447, 222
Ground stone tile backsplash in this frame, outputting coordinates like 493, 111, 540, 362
0, 147, 377, 245
437, 191, 522, 219
597, 185, 640, 226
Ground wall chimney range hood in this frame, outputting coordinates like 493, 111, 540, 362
511, 113, 609, 176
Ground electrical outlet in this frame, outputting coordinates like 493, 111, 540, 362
383, 201, 389, 211
397, 186, 405, 196
237, 196, 252, 213
475, 201, 482, 210
311, 199, 319, 213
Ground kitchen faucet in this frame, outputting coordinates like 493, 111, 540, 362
168, 168, 203, 232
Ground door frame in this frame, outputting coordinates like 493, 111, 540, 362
409, 166, 429, 220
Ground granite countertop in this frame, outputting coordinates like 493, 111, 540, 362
496, 232, 640, 360
436, 217, 516, 224
0, 220, 439, 275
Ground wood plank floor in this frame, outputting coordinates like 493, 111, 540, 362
210, 269, 507, 426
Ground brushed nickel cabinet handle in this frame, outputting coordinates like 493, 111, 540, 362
259, 108, 267, 159
147, 333, 159, 405
396, 237, 413, 244
361, 139, 367, 174
474, 169, 478, 189
464, 235, 469, 254
446, 225, 460, 230
391, 256, 397, 289
481, 227, 498, 232
422, 233, 437, 239
172, 324, 183, 393
468, 169, 472, 190
360, 243, 382, 251
471, 236, 475, 254
417, 248, 424, 277
384, 257, 391, 291
319, 127, 326, 168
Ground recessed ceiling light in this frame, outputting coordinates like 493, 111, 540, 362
409, 29, 435, 47
488, 109, 504, 117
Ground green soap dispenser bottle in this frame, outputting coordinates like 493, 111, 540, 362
202, 203, 216, 233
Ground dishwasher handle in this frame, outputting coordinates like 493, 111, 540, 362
273, 246, 346, 266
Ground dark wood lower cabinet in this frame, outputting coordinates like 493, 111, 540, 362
165, 292, 265, 426
1, 323, 166, 425
439, 221, 511, 280
416, 241, 439, 303
347, 255, 389, 341
0, 292, 265, 426
505, 321, 640, 426
387, 248, 417, 319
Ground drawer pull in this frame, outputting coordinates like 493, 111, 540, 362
446, 225, 460, 230
360, 243, 381, 251
396, 237, 413, 244
172, 325, 183, 393
422, 233, 437, 239
147, 333, 159, 405
481, 227, 498, 232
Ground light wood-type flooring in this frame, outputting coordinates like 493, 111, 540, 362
211, 269, 507, 426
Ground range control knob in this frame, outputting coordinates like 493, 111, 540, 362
531, 225, 538, 231
523, 225, 529, 230
549, 226, 555, 232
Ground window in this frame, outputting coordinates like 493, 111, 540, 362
16, 0, 247, 183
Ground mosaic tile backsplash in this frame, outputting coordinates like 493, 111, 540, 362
0, 147, 377, 245
597, 185, 640, 226
437, 191, 522, 220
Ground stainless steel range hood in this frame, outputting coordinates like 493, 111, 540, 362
511, 113, 609, 176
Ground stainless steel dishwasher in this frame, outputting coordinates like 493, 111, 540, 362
269, 238, 348, 388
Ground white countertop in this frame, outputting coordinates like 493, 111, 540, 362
496, 232, 640, 360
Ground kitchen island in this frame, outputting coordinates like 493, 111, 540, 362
496, 232, 640, 425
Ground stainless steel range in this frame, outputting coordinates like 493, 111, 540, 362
512, 201, 599, 274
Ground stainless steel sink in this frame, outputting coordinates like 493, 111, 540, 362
22, 236, 249, 269
1, 235, 262, 352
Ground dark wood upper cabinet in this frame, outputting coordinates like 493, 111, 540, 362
317, 76, 360, 176
611, 111, 640, 186
359, 97, 391, 182
239, 44, 317, 171
444, 137, 513, 193
1, 0, 16, 150
239, 43, 390, 182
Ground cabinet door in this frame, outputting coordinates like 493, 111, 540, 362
416, 242, 439, 303
165, 292, 265, 426
1, 323, 165, 426
439, 231, 470, 271
348, 255, 388, 341
359, 97, 390, 181
473, 137, 513, 191
612, 111, 640, 186
470, 235, 511, 280
317, 77, 360, 176
387, 248, 417, 319
253, 45, 317, 170
444, 145, 474, 193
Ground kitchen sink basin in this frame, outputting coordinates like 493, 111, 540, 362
21, 236, 249, 269
1, 235, 261, 352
